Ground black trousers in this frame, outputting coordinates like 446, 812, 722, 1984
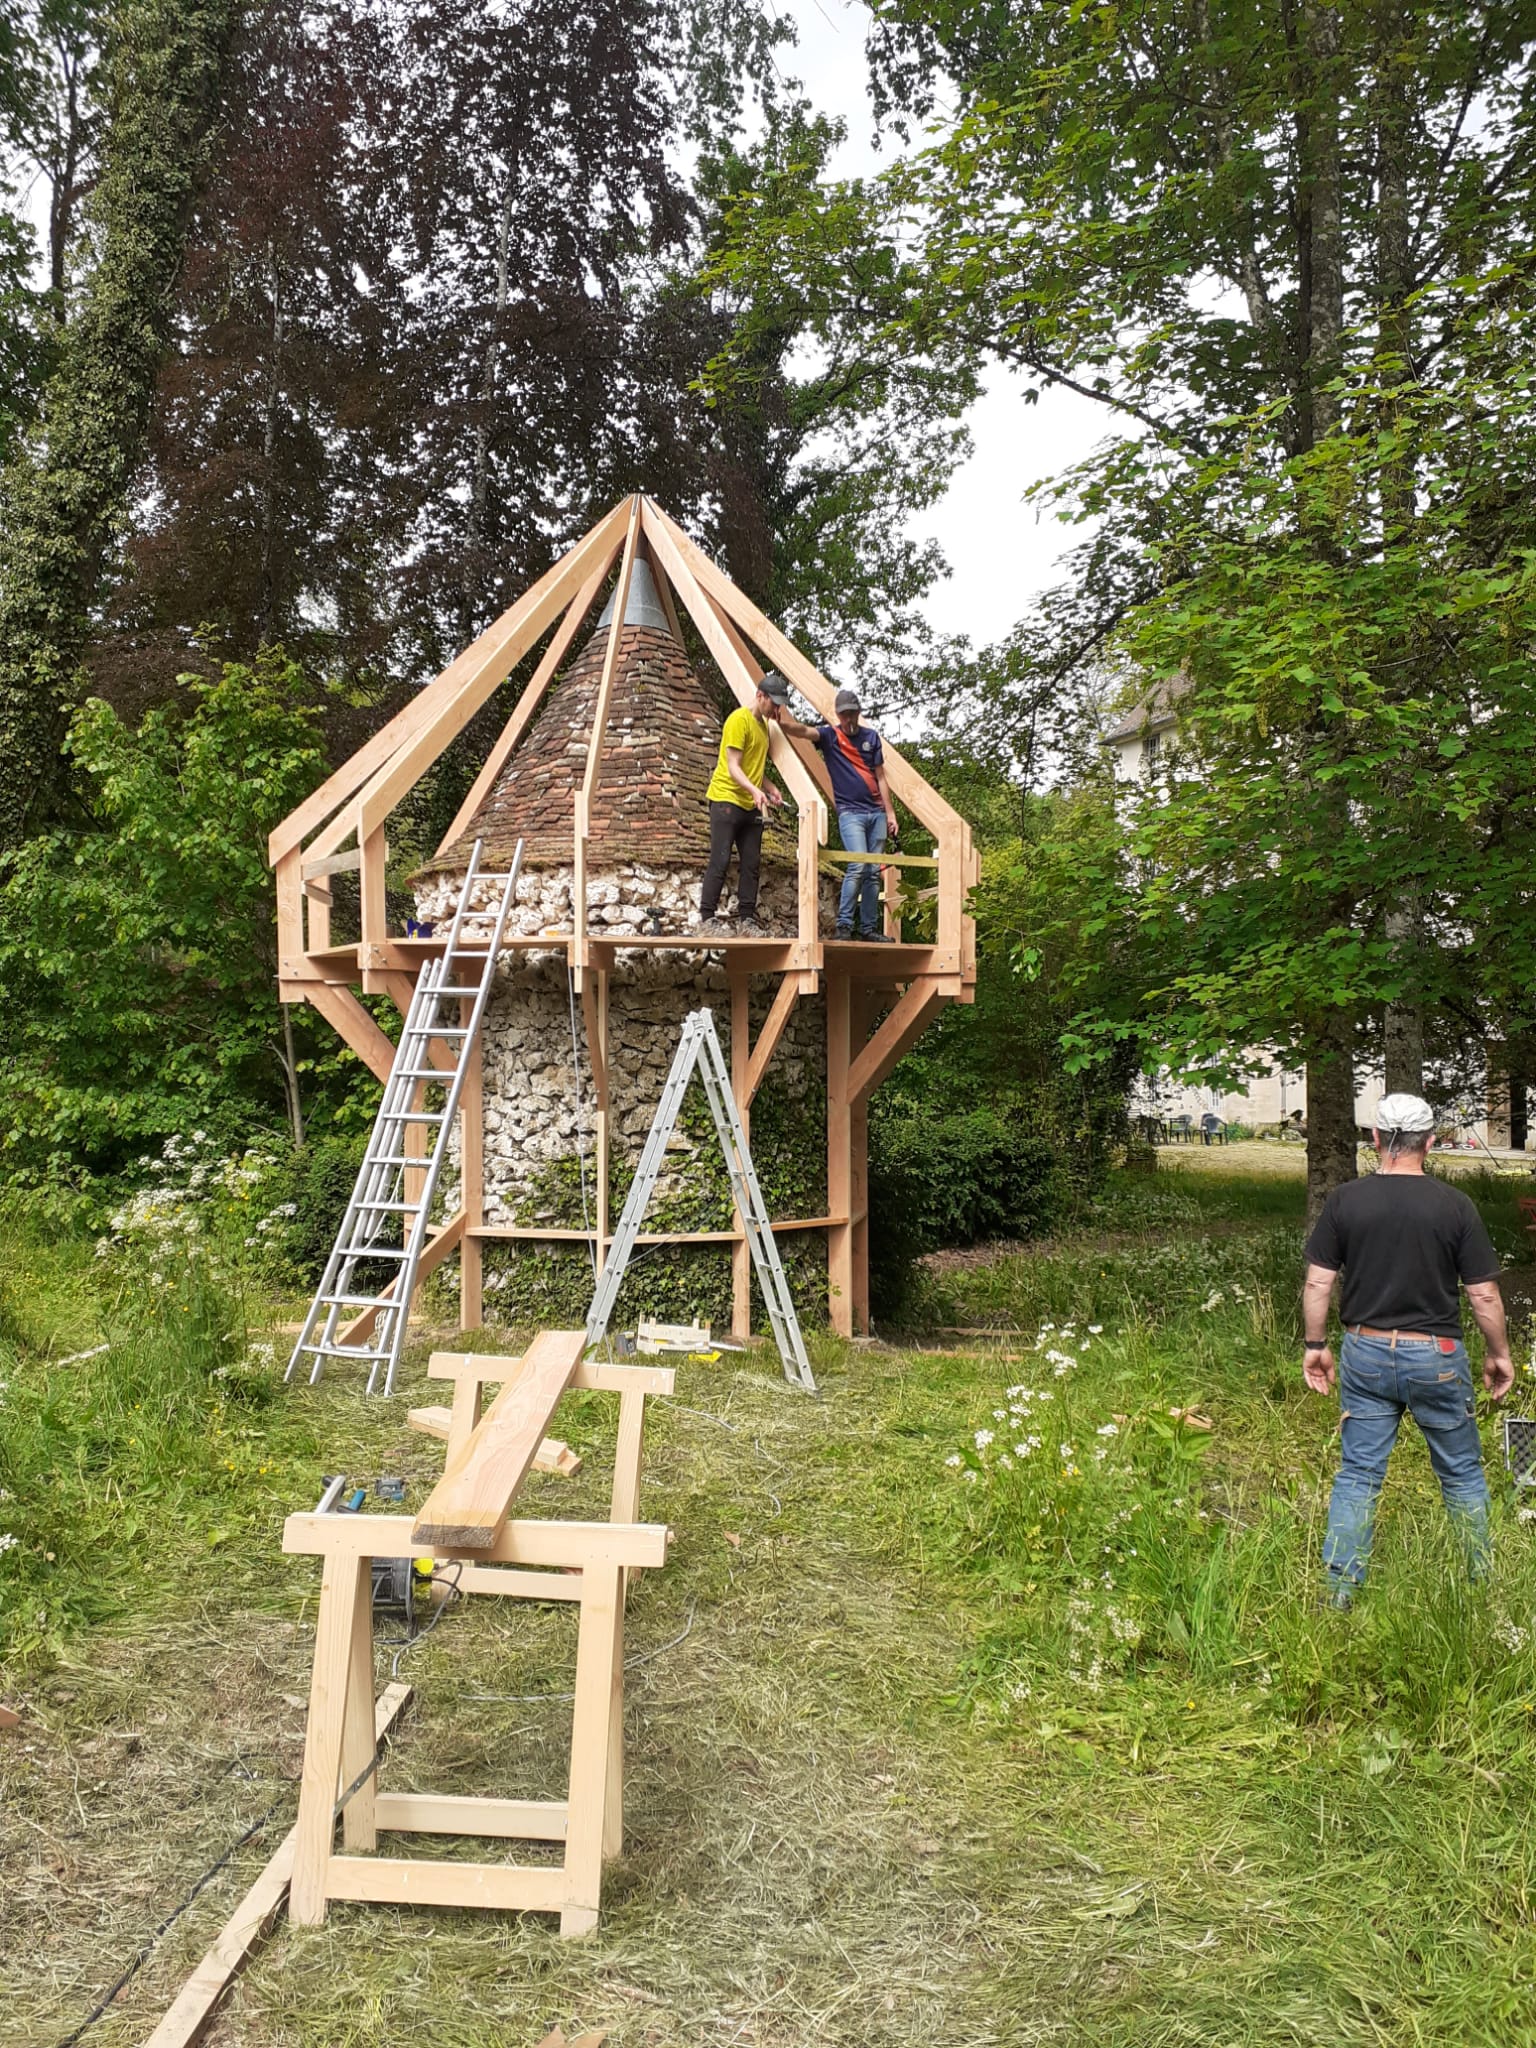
700, 799, 763, 917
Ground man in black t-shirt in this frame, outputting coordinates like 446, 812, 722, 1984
1301, 1092, 1513, 1607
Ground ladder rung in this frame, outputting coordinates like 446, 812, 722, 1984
336, 1245, 410, 1260
432, 984, 483, 997
394, 1067, 456, 1081
312, 1292, 400, 1309
369, 1153, 425, 1168
299, 1342, 391, 1360
397, 1110, 448, 1123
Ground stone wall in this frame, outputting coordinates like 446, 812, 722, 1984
414, 856, 838, 941
466, 947, 826, 1228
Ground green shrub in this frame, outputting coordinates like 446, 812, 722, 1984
868, 1105, 1066, 1320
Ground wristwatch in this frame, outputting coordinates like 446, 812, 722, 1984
1303, 1339, 1328, 1352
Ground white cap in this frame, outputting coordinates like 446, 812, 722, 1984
1374, 1092, 1434, 1132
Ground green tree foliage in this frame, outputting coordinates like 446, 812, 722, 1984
0, 652, 338, 1179
713, 0, 1536, 1209
0, 0, 235, 849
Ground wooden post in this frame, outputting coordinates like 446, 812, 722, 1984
359, 824, 387, 955
338, 1573, 379, 1852
850, 984, 871, 1334
276, 847, 304, 981
289, 1553, 368, 1925
594, 967, 610, 1270
826, 971, 853, 1337
461, 997, 484, 1331
730, 973, 751, 1339
562, 1563, 623, 1937
604, 1382, 646, 1859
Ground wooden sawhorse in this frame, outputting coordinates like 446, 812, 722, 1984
282, 1344, 674, 1937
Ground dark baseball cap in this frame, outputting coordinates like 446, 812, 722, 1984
757, 671, 791, 704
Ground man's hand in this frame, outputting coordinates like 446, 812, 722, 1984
884, 810, 898, 839
1303, 1346, 1336, 1395
1484, 1350, 1515, 1400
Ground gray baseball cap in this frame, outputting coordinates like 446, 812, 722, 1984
757, 671, 791, 704
834, 686, 861, 713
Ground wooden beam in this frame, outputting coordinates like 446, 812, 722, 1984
302, 982, 396, 1083
460, 1004, 484, 1332
826, 970, 853, 1339
730, 974, 750, 1340
847, 979, 951, 1103
644, 535, 686, 644
271, 503, 629, 865
282, 1512, 670, 1571
574, 499, 642, 975
335, 1211, 465, 1347
427, 1351, 676, 1397
322, 1856, 564, 1914
702, 585, 837, 810
638, 502, 827, 828
302, 847, 363, 881
745, 972, 801, 1103
850, 984, 871, 1335
141, 1685, 412, 2047
354, 504, 632, 848
646, 502, 963, 834
435, 543, 620, 857
412, 1330, 585, 1550
374, 1793, 569, 1841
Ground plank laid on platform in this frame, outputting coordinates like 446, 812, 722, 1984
412, 1329, 585, 1550
407, 1405, 582, 1475
140, 1684, 412, 2048
427, 1350, 677, 1397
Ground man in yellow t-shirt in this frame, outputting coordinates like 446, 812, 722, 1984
698, 672, 792, 935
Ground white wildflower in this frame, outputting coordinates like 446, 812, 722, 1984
974, 1429, 994, 1450
0, 1532, 17, 1556
1088, 1324, 1103, 1334
1200, 1291, 1224, 1312
944, 1453, 962, 1469
1096, 1422, 1119, 1438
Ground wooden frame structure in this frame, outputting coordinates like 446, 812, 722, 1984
269, 495, 977, 1336
282, 1334, 674, 1938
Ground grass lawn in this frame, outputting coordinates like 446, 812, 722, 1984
5, 1160, 1536, 2046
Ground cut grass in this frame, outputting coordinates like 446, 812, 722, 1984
5, 1162, 1536, 2045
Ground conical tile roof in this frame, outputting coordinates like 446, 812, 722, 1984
429, 608, 796, 874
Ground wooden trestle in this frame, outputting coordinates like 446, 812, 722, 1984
268, 496, 977, 1337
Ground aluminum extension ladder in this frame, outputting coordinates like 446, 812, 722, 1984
285, 838, 523, 1396
585, 1008, 815, 1391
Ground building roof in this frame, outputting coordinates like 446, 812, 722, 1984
1100, 673, 1191, 746
425, 607, 796, 875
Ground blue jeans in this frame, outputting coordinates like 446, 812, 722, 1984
1323, 1331, 1490, 1589
836, 807, 887, 932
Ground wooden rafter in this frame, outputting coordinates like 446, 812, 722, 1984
435, 541, 623, 858
269, 501, 628, 866
644, 501, 963, 838
639, 502, 826, 832
745, 972, 802, 1104
574, 498, 643, 973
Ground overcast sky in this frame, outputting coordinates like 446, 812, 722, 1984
779, 0, 1108, 649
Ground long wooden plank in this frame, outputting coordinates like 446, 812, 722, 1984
281, 1512, 669, 1570
334, 1210, 465, 1348
269, 502, 628, 865
435, 540, 621, 857
407, 1407, 582, 1478
745, 975, 802, 1103
140, 1686, 412, 2048
412, 1329, 586, 1549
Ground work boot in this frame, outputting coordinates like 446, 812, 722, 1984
697, 915, 733, 937
834, 922, 854, 940
860, 928, 895, 943
736, 913, 769, 937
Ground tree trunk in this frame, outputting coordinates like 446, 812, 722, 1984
258, 241, 284, 640
1303, 0, 1344, 441
1306, 1013, 1357, 1224
1382, 904, 1423, 1095
0, 0, 236, 850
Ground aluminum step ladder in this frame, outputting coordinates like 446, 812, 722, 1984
585, 1008, 815, 1391
286, 837, 523, 1396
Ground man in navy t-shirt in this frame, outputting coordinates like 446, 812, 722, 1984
786, 685, 899, 939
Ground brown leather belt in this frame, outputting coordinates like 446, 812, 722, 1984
1349, 1324, 1442, 1344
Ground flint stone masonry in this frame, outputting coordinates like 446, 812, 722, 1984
442, 944, 826, 1226
415, 858, 837, 940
